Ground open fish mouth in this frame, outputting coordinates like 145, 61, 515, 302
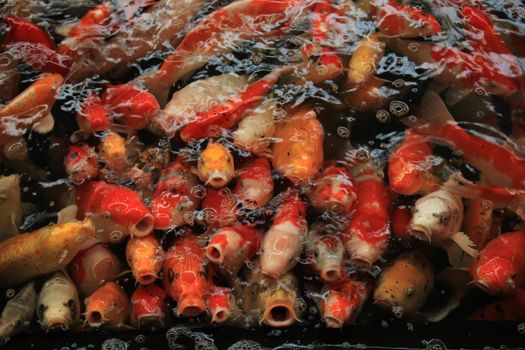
263, 302, 298, 328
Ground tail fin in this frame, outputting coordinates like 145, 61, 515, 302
421, 90, 455, 124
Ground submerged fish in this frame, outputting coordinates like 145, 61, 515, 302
84, 282, 131, 328
0, 174, 22, 242
0, 282, 36, 343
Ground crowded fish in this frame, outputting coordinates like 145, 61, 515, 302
1, 0, 525, 345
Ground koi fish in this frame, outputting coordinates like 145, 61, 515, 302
37, 272, 80, 331
151, 73, 249, 137
76, 94, 114, 134
242, 266, 302, 328
463, 197, 496, 251
374, 250, 434, 317
76, 181, 154, 241
342, 76, 392, 112
64, 144, 99, 183
126, 234, 164, 285
101, 84, 160, 130
233, 158, 274, 209
150, 159, 200, 230
0, 175, 22, 242
386, 39, 517, 98
205, 224, 262, 276
374, 0, 441, 38
470, 231, 525, 296
0, 52, 19, 102
67, 243, 122, 296
308, 163, 356, 213
67, 0, 206, 82
127, 146, 170, 191
409, 188, 478, 259
0, 219, 96, 288
163, 235, 208, 317
468, 290, 525, 320
206, 285, 240, 324
1, 16, 68, 74
180, 68, 290, 142
388, 129, 440, 195
305, 224, 344, 282
272, 107, 324, 184
342, 149, 390, 267
346, 33, 386, 86
233, 98, 277, 157
84, 282, 131, 328
0, 282, 36, 343
261, 191, 307, 278
200, 187, 239, 229
135, 0, 304, 106
97, 132, 129, 173
0, 73, 62, 146
197, 142, 235, 189
130, 284, 167, 330
318, 277, 369, 328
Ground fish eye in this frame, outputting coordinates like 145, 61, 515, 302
405, 287, 415, 298
175, 272, 180, 280
168, 268, 174, 282
313, 250, 319, 258
37, 304, 47, 318
69, 152, 78, 159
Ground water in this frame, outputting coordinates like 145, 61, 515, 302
1, 0, 525, 348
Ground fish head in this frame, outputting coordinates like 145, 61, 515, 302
201, 188, 238, 228
198, 142, 234, 188
322, 290, 355, 328
205, 228, 243, 267
310, 169, 357, 213
262, 274, 299, 328
476, 74, 518, 97
234, 177, 273, 209
39, 297, 78, 331
207, 286, 234, 323
309, 235, 344, 282
261, 223, 303, 278
126, 236, 163, 285
64, 144, 99, 182
344, 227, 386, 267
151, 191, 195, 229
471, 256, 516, 296
131, 285, 167, 328
76, 95, 113, 133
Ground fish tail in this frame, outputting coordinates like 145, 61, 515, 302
420, 90, 455, 125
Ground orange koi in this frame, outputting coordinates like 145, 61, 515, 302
319, 277, 369, 328
272, 107, 324, 184
76, 181, 154, 241
388, 129, 440, 195
197, 142, 235, 188
470, 231, 525, 296
391, 205, 412, 241
85, 282, 130, 328
0, 220, 97, 288
342, 149, 390, 267
76, 94, 114, 134
64, 144, 100, 183
67, 243, 122, 296
233, 158, 274, 209
163, 235, 208, 317
97, 132, 129, 173
130, 284, 167, 329
150, 159, 200, 230
206, 224, 262, 275
261, 191, 307, 278
126, 234, 164, 285
308, 163, 357, 213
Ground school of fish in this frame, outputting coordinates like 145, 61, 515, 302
0, 0, 525, 344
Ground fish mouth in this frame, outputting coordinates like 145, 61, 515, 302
205, 244, 225, 264
135, 314, 165, 330
135, 269, 157, 285
263, 300, 298, 328
374, 298, 396, 311
46, 321, 69, 331
206, 170, 230, 188
408, 227, 431, 243
130, 214, 155, 238
320, 264, 342, 282
323, 315, 344, 329
177, 297, 206, 318
470, 279, 492, 294
86, 310, 104, 327
210, 307, 230, 324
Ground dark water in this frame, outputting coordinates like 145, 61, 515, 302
1, 0, 525, 348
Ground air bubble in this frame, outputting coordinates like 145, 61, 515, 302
475, 87, 487, 96
110, 231, 123, 243
424, 339, 447, 350
376, 109, 390, 123
408, 42, 420, 52
336, 126, 350, 139
407, 322, 414, 332
476, 111, 485, 119
135, 335, 145, 343
227, 340, 267, 350
101, 338, 127, 350
408, 115, 417, 122
392, 305, 404, 318
381, 320, 389, 328
517, 322, 525, 335
369, 265, 382, 277
183, 211, 195, 226
393, 79, 405, 88
192, 185, 207, 199
389, 101, 409, 117
481, 200, 492, 210
5, 289, 15, 298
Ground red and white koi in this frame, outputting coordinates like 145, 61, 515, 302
206, 285, 239, 324
305, 225, 344, 282
308, 163, 357, 213
76, 94, 114, 134
200, 188, 239, 229
130, 284, 167, 329
233, 158, 274, 210
64, 144, 99, 183
260, 191, 307, 278
342, 149, 390, 267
